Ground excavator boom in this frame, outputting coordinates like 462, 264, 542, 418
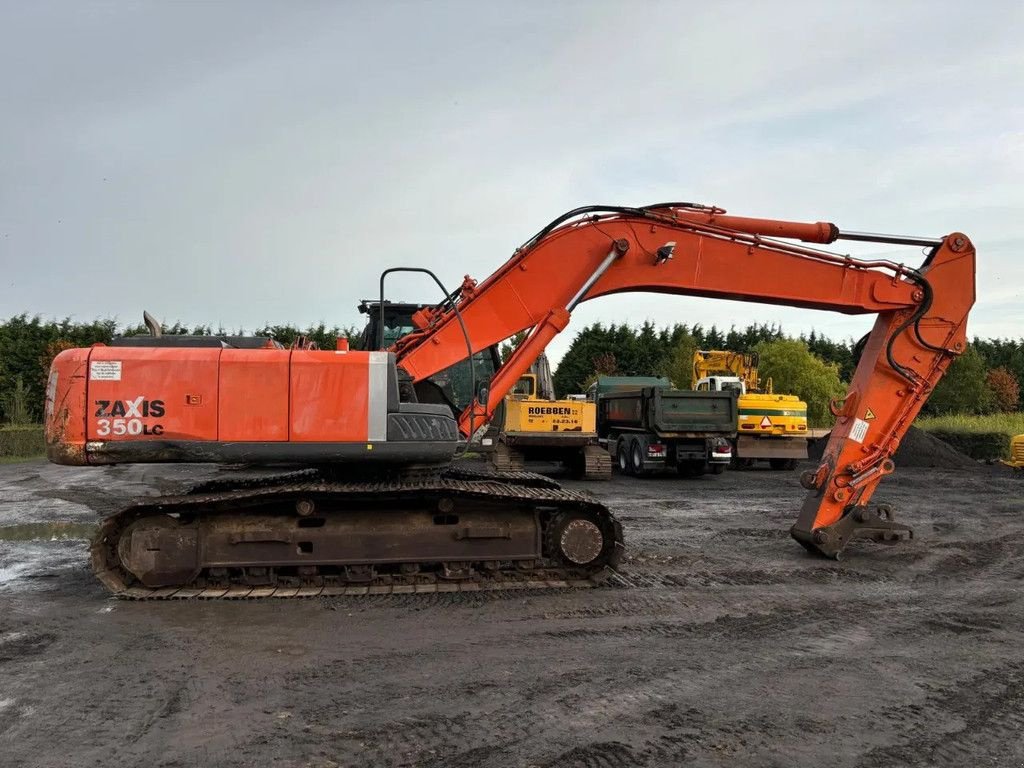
392, 203, 975, 557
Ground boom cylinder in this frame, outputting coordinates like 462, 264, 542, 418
670, 211, 840, 244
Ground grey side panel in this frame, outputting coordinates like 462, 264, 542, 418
387, 412, 458, 442
399, 402, 453, 417
367, 351, 389, 442
385, 351, 400, 411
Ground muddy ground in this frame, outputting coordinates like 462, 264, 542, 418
0, 459, 1022, 768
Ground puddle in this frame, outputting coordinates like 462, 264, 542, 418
0, 539, 88, 589
0, 522, 97, 541
0, 561, 34, 586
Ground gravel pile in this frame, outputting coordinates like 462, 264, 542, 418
808, 425, 980, 470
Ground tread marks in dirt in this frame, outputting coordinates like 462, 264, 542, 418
607, 561, 889, 589
303, 711, 518, 768
536, 602, 860, 643
920, 531, 1024, 582
922, 610, 1006, 635
541, 741, 645, 768
856, 661, 1024, 767
0, 630, 56, 663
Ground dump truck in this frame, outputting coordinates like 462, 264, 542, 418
490, 353, 610, 478
692, 349, 808, 469
591, 376, 737, 476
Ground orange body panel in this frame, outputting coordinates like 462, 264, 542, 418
289, 351, 369, 442
86, 347, 219, 442
45, 348, 89, 464
219, 349, 291, 441
45, 346, 384, 462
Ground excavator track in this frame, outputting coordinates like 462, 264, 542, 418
489, 442, 524, 473
582, 444, 612, 480
90, 466, 624, 599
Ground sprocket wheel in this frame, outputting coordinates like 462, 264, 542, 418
546, 510, 610, 567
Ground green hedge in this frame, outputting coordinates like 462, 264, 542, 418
928, 430, 1008, 461
0, 426, 45, 458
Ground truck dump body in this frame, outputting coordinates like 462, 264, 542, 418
599, 387, 738, 437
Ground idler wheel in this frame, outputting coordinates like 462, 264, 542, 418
548, 513, 605, 566
117, 515, 200, 588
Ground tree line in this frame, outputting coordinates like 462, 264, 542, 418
1, 314, 1020, 426
551, 321, 1021, 424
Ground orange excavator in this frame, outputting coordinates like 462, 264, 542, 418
44, 203, 975, 597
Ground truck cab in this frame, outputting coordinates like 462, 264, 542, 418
696, 376, 746, 395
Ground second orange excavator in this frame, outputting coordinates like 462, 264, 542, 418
44, 202, 976, 597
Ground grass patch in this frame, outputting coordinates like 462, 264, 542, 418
0, 455, 44, 464
0, 425, 45, 460
915, 413, 1024, 437
915, 413, 1023, 461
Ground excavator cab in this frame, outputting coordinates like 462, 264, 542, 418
511, 373, 537, 398
356, 299, 504, 439
355, 300, 428, 351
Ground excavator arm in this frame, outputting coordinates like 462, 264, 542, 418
392, 203, 976, 559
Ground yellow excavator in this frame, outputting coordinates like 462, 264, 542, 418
488, 352, 611, 479
692, 349, 808, 469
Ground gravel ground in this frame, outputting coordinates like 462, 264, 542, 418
0, 458, 1022, 768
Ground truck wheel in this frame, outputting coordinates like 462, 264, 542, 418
616, 441, 632, 475
629, 440, 645, 476
769, 458, 798, 471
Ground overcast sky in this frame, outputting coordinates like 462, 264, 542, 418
1, 1, 1022, 365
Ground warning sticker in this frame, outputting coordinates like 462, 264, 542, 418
864, 408, 876, 420
89, 361, 122, 381
759, 416, 773, 428
850, 417, 870, 444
